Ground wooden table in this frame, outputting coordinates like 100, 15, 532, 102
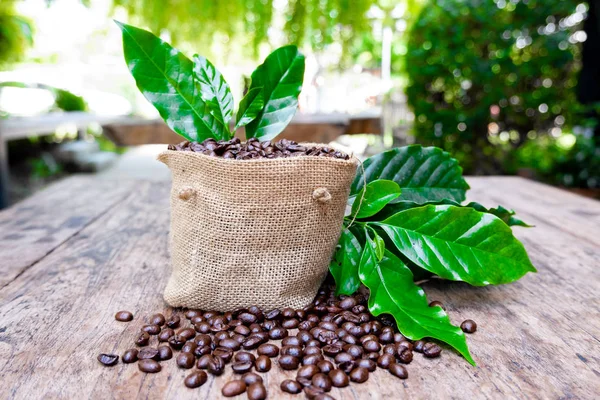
0, 176, 598, 399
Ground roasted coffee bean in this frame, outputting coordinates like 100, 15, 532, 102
255, 355, 271, 372
318, 360, 335, 374
349, 367, 369, 383
221, 380, 246, 397
297, 330, 313, 343
377, 354, 395, 369
423, 342, 442, 358
184, 370, 207, 388
315, 394, 336, 400
213, 347, 234, 362
397, 347, 414, 364
262, 320, 277, 331
358, 358, 377, 372
194, 321, 211, 334
352, 305, 366, 314
177, 327, 195, 340
304, 346, 322, 356
281, 379, 303, 394
346, 324, 365, 337
239, 312, 258, 325
429, 300, 445, 310
138, 347, 159, 360
328, 369, 350, 387
232, 361, 253, 374
379, 329, 395, 344
141, 324, 160, 335
194, 334, 212, 347
339, 297, 357, 310
461, 319, 477, 333
338, 360, 356, 374
304, 386, 325, 399
312, 373, 333, 392
282, 307, 296, 318
297, 376, 312, 387
157, 345, 173, 360
360, 334, 378, 344
97, 353, 119, 366
257, 343, 279, 357
196, 354, 213, 369
303, 354, 324, 366
297, 364, 320, 379
176, 352, 195, 369
181, 341, 197, 354
306, 339, 321, 347
207, 355, 225, 375
122, 349, 138, 363
138, 359, 161, 373
219, 338, 241, 351
393, 333, 407, 343
234, 325, 251, 336
318, 321, 337, 331
242, 335, 265, 350
413, 340, 426, 353
168, 334, 186, 349
334, 352, 354, 364
135, 332, 150, 346
158, 328, 174, 342
281, 345, 303, 358
398, 340, 413, 351
247, 382, 267, 400
234, 351, 256, 363
115, 311, 133, 322
382, 344, 396, 355
149, 313, 165, 326
389, 363, 408, 379
166, 315, 180, 328
265, 309, 282, 320
282, 318, 299, 329
345, 344, 363, 358
242, 372, 263, 385
365, 352, 380, 361
248, 323, 263, 334
278, 355, 300, 370
322, 344, 343, 357
185, 310, 201, 319
281, 336, 300, 346
214, 331, 230, 342
362, 340, 381, 353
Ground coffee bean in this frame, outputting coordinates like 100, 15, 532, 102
184, 370, 207, 388
413, 340, 426, 353
304, 386, 325, 399
176, 352, 195, 369
115, 311, 133, 322
423, 342, 442, 358
461, 319, 477, 333
357, 358, 377, 372
389, 363, 408, 379
429, 300, 445, 310
220, 338, 241, 351
141, 324, 160, 335
138, 359, 161, 373
181, 341, 197, 354
138, 347, 159, 360
345, 344, 363, 358
318, 321, 337, 331
322, 344, 342, 357
166, 315, 180, 328
214, 331, 230, 342
97, 353, 119, 366
315, 394, 336, 400
278, 355, 300, 370
362, 340, 381, 353
393, 333, 406, 343
317, 360, 335, 374
196, 354, 213, 369
383, 344, 396, 355
349, 367, 369, 383
177, 327, 196, 340
282, 318, 299, 329
242, 335, 264, 350
194, 334, 212, 347
122, 349, 138, 363
265, 309, 281, 320
297, 364, 320, 379
339, 297, 357, 310
312, 373, 333, 392
232, 361, 253, 374
398, 340, 413, 351
397, 347, 413, 364
185, 310, 201, 319
255, 355, 271, 372
149, 313, 165, 326
135, 332, 150, 346
303, 354, 324, 366
304, 346, 321, 357
239, 312, 258, 325
328, 369, 349, 387
157, 345, 172, 360
221, 380, 246, 397
207, 355, 225, 375
306, 339, 321, 348
281, 345, 303, 358
377, 354, 395, 369
297, 330, 313, 343
257, 343, 279, 357
281, 379, 303, 394
379, 329, 395, 344
334, 352, 354, 364
337, 360, 356, 374
234, 325, 251, 336
281, 336, 300, 346
234, 351, 256, 363
213, 347, 234, 362
158, 328, 174, 342
194, 321, 211, 334
168, 334, 186, 349
247, 382, 267, 400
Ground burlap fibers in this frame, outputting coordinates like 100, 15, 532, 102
158, 148, 358, 312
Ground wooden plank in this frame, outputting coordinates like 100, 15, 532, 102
0, 178, 599, 399
0, 176, 135, 287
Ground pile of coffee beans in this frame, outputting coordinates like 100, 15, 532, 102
167, 138, 351, 160
99, 283, 477, 399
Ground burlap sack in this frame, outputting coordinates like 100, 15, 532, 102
158, 147, 358, 312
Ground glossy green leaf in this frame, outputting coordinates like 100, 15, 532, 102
245, 45, 305, 140
351, 180, 401, 219
235, 87, 264, 130
465, 202, 533, 227
329, 228, 362, 296
375, 205, 537, 286
359, 235, 474, 365
192, 55, 234, 128
351, 145, 470, 204
117, 21, 228, 141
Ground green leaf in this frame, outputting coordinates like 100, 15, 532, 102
116, 21, 228, 141
465, 202, 533, 227
234, 87, 264, 130
329, 228, 362, 296
245, 45, 305, 140
358, 235, 474, 365
375, 205, 536, 286
351, 145, 470, 204
351, 180, 401, 219
192, 55, 234, 128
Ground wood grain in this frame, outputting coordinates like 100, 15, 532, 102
0, 177, 599, 399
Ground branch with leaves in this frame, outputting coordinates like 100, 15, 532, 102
331, 146, 536, 365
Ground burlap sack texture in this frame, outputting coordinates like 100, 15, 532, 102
158, 146, 358, 312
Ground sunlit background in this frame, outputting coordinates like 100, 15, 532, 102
0, 0, 598, 205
